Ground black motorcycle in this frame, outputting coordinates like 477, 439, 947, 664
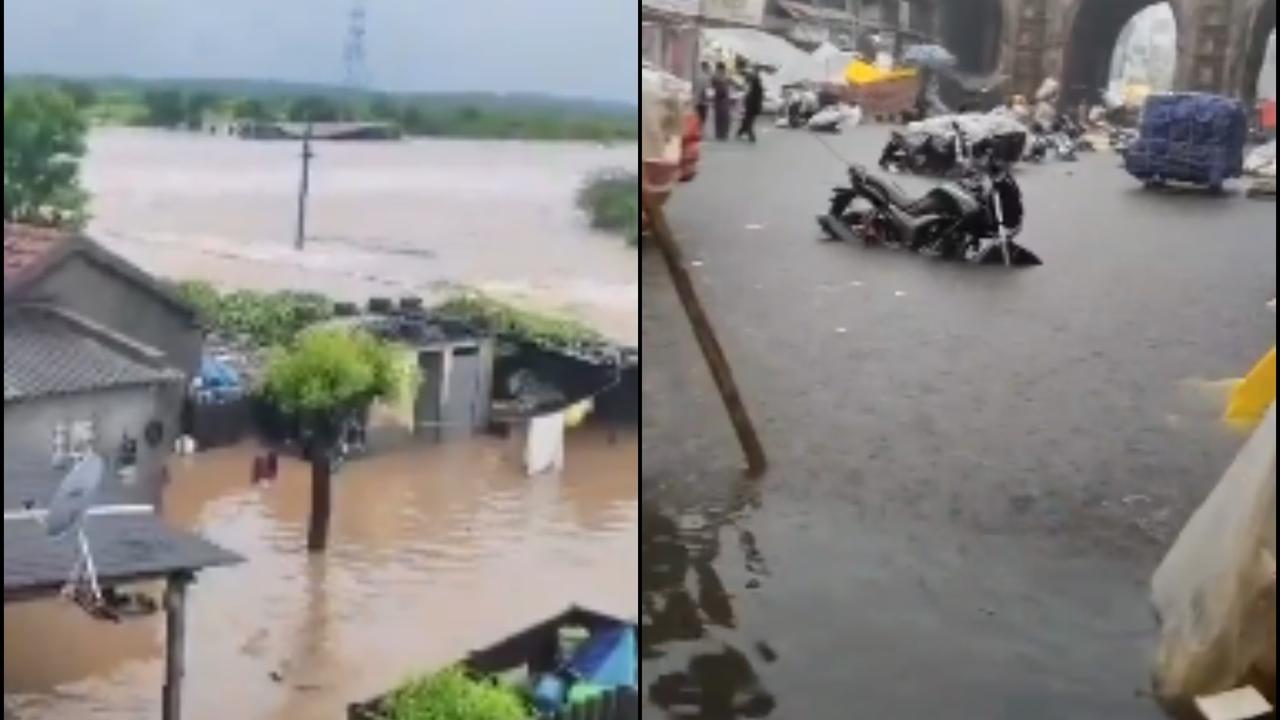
881, 125, 1026, 177
817, 153, 1041, 267
880, 130, 962, 176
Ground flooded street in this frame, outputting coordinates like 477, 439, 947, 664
641, 130, 1273, 718
81, 129, 639, 343
5, 428, 637, 720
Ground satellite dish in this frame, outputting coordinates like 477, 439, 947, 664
47, 452, 109, 607
45, 452, 106, 539
3, 452, 154, 618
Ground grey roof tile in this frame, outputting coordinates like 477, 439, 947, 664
4, 307, 182, 402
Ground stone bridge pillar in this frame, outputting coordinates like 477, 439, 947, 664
995, 0, 1264, 101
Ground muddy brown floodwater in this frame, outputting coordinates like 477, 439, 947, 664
4, 427, 637, 720
81, 129, 639, 344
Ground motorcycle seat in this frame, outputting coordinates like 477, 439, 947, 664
862, 171, 933, 214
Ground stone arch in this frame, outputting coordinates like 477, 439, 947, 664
938, 0, 1011, 75
1058, 0, 1187, 105
1239, 0, 1276, 101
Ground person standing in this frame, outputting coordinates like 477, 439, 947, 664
693, 61, 711, 127
737, 69, 763, 143
711, 62, 732, 141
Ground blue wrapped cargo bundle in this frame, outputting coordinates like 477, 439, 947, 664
1125, 93, 1247, 189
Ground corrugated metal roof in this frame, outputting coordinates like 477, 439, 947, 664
4, 514, 243, 598
4, 461, 242, 598
4, 307, 182, 403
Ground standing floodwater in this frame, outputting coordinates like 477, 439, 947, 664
4, 429, 637, 720
80, 128, 639, 343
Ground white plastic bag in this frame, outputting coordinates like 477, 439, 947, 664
1151, 404, 1276, 703
1244, 141, 1276, 178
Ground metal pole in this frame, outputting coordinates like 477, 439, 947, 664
162, 573, 192, 720
295, 124, 314, 251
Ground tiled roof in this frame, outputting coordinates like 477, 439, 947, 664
3, 223, 71, 286
4, 224, 197, 323
4, 306, 183, 403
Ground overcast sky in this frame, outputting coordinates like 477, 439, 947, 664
4, 0, 638, 103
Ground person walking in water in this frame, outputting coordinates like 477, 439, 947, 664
711, 62, 732, 141
737, 68, 763, 143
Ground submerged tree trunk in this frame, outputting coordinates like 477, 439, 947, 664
307, 449, 333, 552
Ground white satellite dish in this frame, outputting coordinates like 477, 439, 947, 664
46, 452, 106, 538
3, 451, 153, 609
49, 452, 109, 605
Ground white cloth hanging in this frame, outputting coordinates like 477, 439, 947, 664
524, 411, 566, 476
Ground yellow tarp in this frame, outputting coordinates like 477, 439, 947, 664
565, 398, 594, 429
844, 60, 917, 86
1226, 347, 1277, 429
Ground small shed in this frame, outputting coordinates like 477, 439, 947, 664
4, 470, 242, 720
333, 312, 496, 442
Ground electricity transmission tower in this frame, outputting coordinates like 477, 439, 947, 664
343, 0, 369, 90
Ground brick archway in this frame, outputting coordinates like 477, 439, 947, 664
1057, 0, 1187, 104
1237, 0, 1276, 101
936, 0, 1015, 75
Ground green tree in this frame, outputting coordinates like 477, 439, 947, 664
184, 91, 221, 128
142, 89, 187, 127
288, 95, 342, 123
3, 88, 89, 228
264, 329, 416, 551
230, 97, 272, 122
578, 169, 639, 246
368, 94, 401, 123
58, 80, 97, 110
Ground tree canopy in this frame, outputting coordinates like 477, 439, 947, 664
3, 88, 89, 228
264, 328, 414, 422
141, 89, 187, 127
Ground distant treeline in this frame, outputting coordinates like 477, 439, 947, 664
3, 75, 637, 142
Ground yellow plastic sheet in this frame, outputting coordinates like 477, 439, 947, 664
1226, 347, 1276, 429
565, 398, 594, 429
844, 60, 917, 86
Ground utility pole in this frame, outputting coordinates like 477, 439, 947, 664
295, 125, 314, 251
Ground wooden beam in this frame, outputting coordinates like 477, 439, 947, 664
162, 573, 193, 720
641, 193, 767, 476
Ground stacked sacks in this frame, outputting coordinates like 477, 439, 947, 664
1125, 93, 1248, 188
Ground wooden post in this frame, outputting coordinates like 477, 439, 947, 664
162, 573, 192, 720
641, 193, 767, 476
307, 449, 333, 552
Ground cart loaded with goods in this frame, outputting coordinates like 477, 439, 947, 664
842, 60, 920, 120
1124, 92, 1248, 191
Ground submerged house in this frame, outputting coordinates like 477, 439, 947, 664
4, 223, 203, 503
5, 225, 238, 719
332, 307, 497, 443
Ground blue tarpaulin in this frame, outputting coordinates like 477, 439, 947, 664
570, 626, 637, 688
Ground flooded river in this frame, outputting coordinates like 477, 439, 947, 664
4, 428, 637, 720
81, 129, 639, 343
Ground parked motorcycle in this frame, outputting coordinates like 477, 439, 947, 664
818, 150, 1041, 267
880, 129, 964, 175
881, 114, 1026, 176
